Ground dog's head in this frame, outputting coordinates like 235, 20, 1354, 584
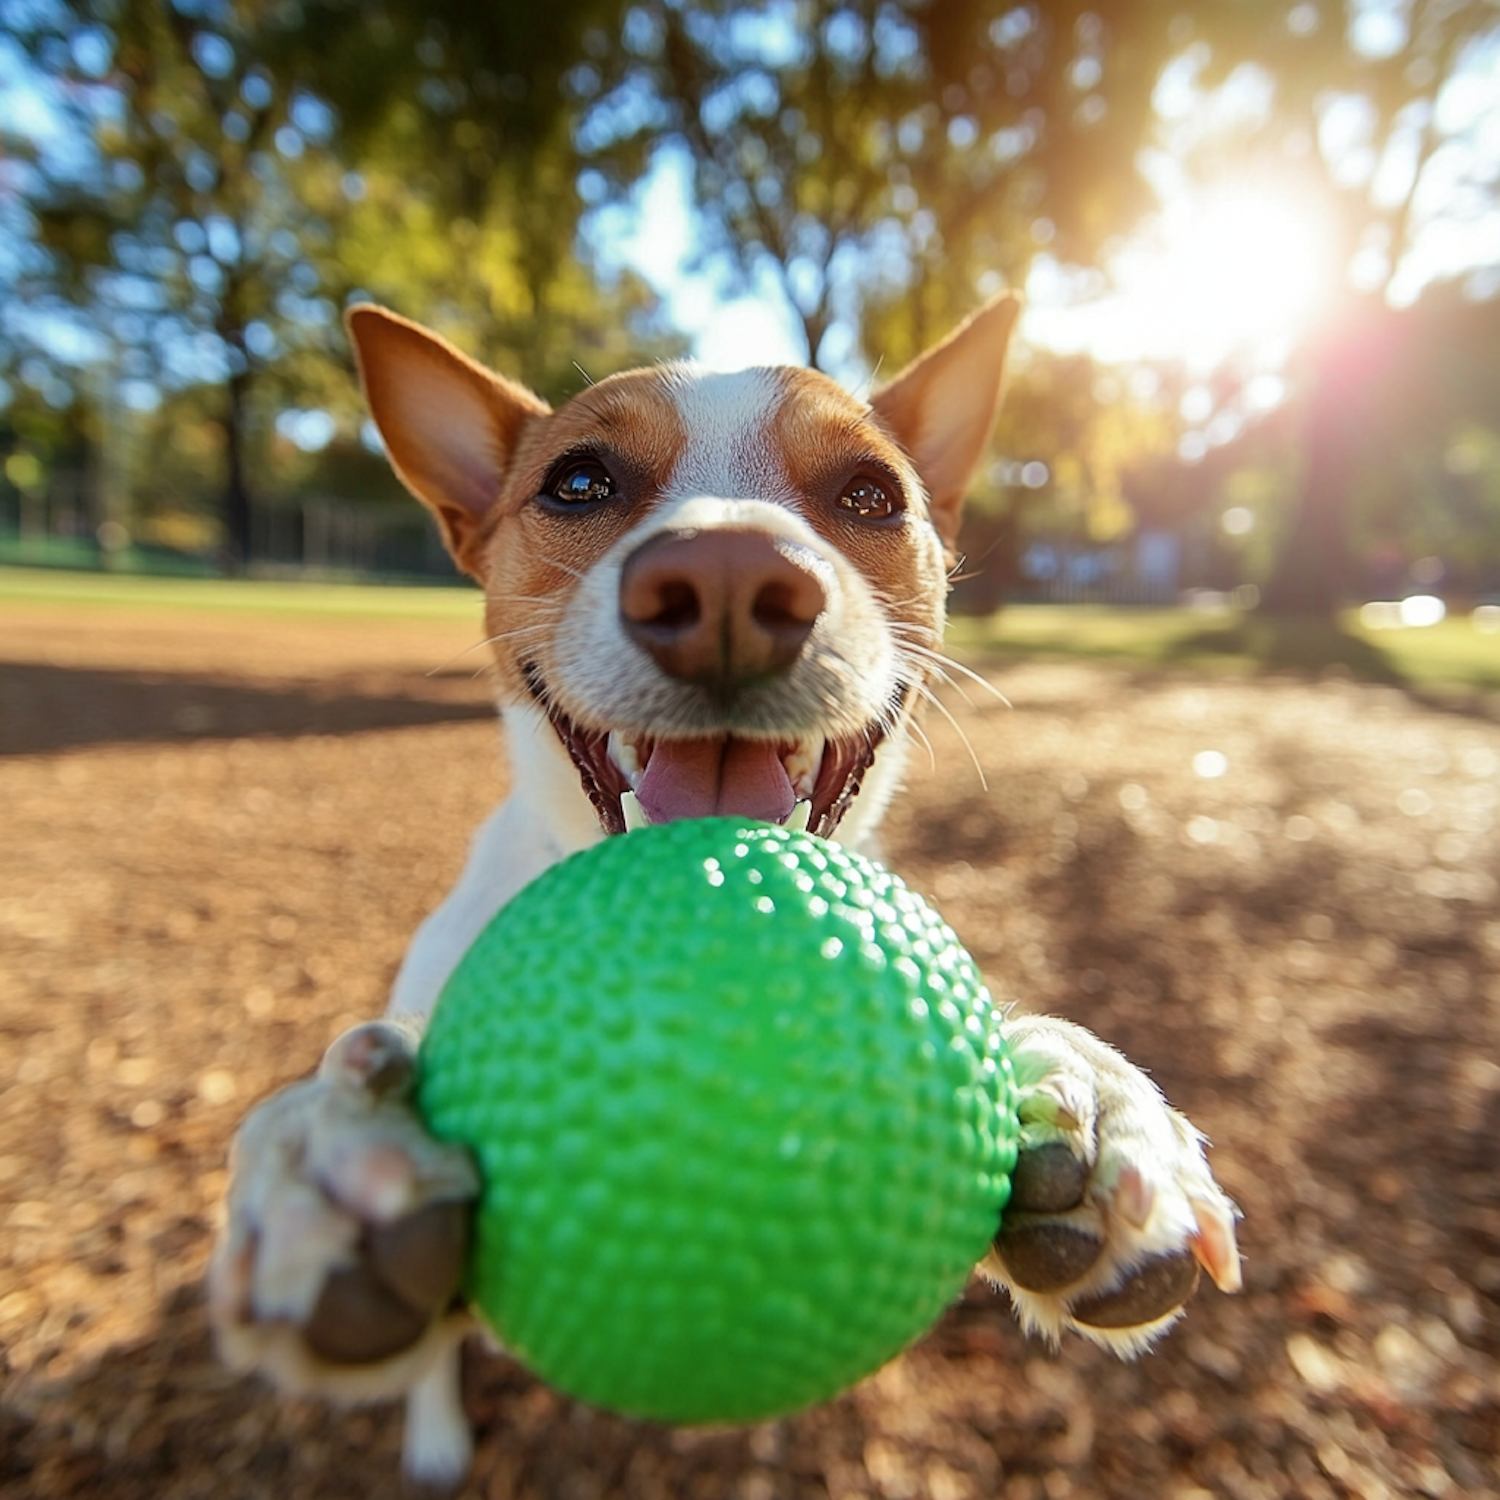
348, 298, 1018, 849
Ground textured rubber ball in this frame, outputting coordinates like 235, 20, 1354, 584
416, 819, 1020, 1423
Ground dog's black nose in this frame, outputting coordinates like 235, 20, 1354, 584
620, 528, 827, 689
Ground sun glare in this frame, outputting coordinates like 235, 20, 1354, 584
1034, 181, 1339, 371
1133, 187, 1335, 363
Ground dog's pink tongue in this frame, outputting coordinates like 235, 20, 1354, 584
636, 738, 796, 825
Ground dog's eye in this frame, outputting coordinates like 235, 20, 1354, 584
838, 475, 902, 522
542, 459, 616, 508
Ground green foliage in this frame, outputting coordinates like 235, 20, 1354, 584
1, 0, 671, 565
4, 0, 1497, 602
580, 0, 1170, 368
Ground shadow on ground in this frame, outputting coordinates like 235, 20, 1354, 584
0, 661, 495, 756
1166, 618, 1409, 684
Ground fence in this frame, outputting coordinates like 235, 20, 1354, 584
0, 475, 459, 581
250, 498, 458, 579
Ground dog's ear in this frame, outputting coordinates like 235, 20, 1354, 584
346, 305, 551, 576
871, 293, 1020, 550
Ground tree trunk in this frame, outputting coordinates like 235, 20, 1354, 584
217, 275, 253, 574
221, 363, 252, 574
1258, 297, 1389, 619
1256, 384, 1356, 617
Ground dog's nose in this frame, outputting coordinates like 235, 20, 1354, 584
619, 528, 828, 688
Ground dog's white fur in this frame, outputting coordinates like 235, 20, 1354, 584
211, 300, 1240, 1485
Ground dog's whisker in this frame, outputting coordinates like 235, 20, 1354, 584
427, 623, 557, 678
906, 714, 938, 774
427, 639, 518, 677
885, 613, 941, 636
868, 585, 940, 620
494, 590, 575, 606
899, 642, 1011, 708
894, 652, 971, 713
427, 641, 492, 677
884, 618, 950, 652
477, 622, 557, 646
913, 682, 988, 792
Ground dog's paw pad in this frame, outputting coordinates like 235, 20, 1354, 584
1008, 1139, 1088, 1214
992, 1214, 1103, 1292
1068, 1249, 1200, 1330
306, 1265, 434, 1365
301, 1197, 472, 1365
367, 1200, 471, 1313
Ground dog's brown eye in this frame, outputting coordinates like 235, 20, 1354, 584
543, 459, 615, 508
838, 475, 901, 521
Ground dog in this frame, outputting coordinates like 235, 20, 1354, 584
209, 296, 1241, 1485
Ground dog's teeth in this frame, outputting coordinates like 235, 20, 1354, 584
608, 732, 643, 789
621, 790, 649, 832
784, 799, 812, 834
783, 739, 824, 799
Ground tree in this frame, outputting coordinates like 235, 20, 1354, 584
3, 0, 654, 569
12, 3, 347, 567
577, 0, 1173, 372
578, 1, 1499, 616
1089, 0, 1500, 614
277, 0, 666, 397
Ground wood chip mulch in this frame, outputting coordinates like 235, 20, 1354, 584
2, 601, 1497, 1499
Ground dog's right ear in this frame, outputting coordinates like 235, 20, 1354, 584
346, 305, 551, 577
871, 293, 1020, 553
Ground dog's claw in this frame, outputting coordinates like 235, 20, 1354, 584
984, 1015, 1240, 1354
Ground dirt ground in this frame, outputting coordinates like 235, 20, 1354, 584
2, 597, 1498, 1500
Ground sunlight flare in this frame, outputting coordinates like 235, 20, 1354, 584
1033, 180, 1340, 370
1124, 185, 1337, 363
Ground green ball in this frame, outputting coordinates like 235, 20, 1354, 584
416, 819, 1019, 1423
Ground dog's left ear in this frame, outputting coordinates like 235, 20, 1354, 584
871, 293, 1020, 550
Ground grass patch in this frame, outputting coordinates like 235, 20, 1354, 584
5, 570, 1496, 696
0, 566, 482, 623
948, 607, 1234, 668
949, 604, 1500, 695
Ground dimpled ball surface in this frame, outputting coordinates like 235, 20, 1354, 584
416, 819, 1019, 1423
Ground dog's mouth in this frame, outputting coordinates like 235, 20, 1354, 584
529, 672, 893, 839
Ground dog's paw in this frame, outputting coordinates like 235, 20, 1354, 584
983, 1014, 1241, 1356
209, 1020, 479, 1404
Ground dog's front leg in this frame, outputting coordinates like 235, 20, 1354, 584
985, 1015, 1242, 1350
209, 1019, 480, 1484
211, 788, 580, 1484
